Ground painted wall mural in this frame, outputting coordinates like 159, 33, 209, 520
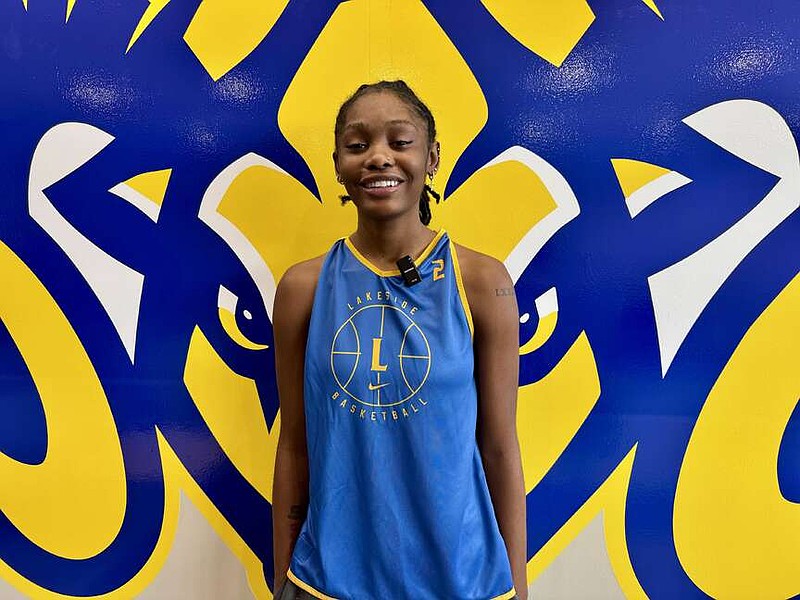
0, 0, 797, 598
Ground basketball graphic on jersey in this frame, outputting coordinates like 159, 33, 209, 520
331, 304, 431, 407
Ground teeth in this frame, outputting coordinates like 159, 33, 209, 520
364, 179, 400, 188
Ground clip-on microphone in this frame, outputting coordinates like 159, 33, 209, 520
396, 255, 421, 286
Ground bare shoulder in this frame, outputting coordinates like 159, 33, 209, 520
273, 255, 325, 326
279, 255, 325, 294
453, 243, 514, 298
453, 243, 517, 337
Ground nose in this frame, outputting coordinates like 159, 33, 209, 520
365, 144, 394, 169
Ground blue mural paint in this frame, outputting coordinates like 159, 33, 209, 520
0, 0, 345, 594
0, 0, 797, 597
0, 319, 47, 466
779, 399, 800, 502
424, 0, 799, 597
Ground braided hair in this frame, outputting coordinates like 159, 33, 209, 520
334, 80, 441, 226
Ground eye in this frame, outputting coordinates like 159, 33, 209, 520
519, 287, 558, 355
345, 142, 367, 150
217, 285, 269, 351
392, 140, 412, 147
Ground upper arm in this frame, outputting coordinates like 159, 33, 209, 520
457, 247, 520, 455
273, 258, 322, 453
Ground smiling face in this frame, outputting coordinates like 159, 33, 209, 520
334, 91, 439, 224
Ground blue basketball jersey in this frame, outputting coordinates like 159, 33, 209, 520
288, 230, 515, 600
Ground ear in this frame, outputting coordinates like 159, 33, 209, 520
427, 141, 440, 176
332, 150, 340, 179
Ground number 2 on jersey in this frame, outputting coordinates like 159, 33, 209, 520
432, 259, 445, 281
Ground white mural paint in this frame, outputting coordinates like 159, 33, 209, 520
625, 170, 692, 218
28, 122, 145, 363
198, 153, 284, 319
137, 494, 254, 600
530, 514, 626, 600
485, 146, 580, 283
648, 100, 799, 375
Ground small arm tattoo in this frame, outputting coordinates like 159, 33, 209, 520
288, 505, 307, 521
495, 287, 514, 297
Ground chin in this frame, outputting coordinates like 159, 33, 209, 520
356, 205, 417, 223
357, 208, 404, 222
354, 196, 416, 218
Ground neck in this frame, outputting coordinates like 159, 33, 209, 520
350, 217, 435, 269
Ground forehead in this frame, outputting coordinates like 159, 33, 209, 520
342, 91, 424, 130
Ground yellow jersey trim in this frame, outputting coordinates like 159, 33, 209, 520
286, 569, 338, 599
287, 569, 514, 599
449, 241, 474, 337
344, 228, 446, 277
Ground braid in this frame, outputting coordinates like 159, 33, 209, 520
334, 80, 442, 222
419, 183, 441, 226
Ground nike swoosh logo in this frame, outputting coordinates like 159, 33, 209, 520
368, 382, 390, 391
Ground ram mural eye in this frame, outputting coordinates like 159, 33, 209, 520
217, 285, 269, 351
519, 287, 558, 355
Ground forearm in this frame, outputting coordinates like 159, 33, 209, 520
272, 445, 309, 589
481, 443, 528, 600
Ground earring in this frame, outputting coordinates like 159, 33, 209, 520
431, 143, 441, 181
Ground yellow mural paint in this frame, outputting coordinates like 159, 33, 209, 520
217, 307, 269, 351
220, 0, 491, 282
278, 0, 488, 247
184, 0, 289, 81
527, 450, 639, 587
0, 432, 183, 600
517, 331, 600, 493
603, 448, 649, 600
157, 430, 272, 599
433, 159, 556, 261
116, 429, 188, 598
517, 329, 649, 595
124, 168, 173, 207
518, 312, 557, 356
217, 146, 552, 292
641, 0, 664, 20
184, 326, 277, 502
217, 163, 353, 282
674, 274, 800, 598
65, 0, 76, 22
611, 158, 672, 199
127, 0, 171, 53
480, 0, 595, 67
0, 241, 125, 560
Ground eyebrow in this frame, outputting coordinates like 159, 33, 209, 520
388, 119, 419, 128
343, 119, 420, 132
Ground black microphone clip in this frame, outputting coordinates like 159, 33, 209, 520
396, 255, 422, 286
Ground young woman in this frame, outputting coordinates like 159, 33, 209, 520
272, 81, 527, 600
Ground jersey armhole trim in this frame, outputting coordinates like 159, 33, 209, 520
286, 569, 338, 599
491, 588, 517, 600
449, 241, 474, 337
